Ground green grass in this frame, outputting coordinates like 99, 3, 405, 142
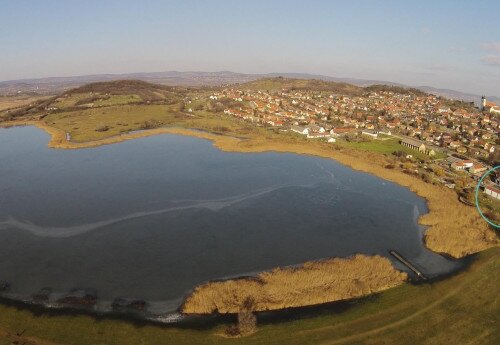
52, 93, 142, 110
43, 104, 262, 143
478, 192, 500, 223
338, 138, 445, 161
93, 94, 142, 107
43, 104, 176, 142
1, 248, 498, 345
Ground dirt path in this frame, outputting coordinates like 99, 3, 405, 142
309, 281, 468, 344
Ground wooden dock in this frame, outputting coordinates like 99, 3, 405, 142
388, 250, 427, 280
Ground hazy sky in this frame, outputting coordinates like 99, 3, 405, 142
1, 0, 499, 95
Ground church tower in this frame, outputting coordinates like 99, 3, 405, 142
481, 96, 486, 110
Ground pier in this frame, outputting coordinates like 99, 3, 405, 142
389, 250, 427, 280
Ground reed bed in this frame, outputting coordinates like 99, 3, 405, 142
181, 255, 407, 314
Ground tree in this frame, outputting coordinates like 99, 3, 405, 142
237, 297, 257, 335
432, 166, 445, 177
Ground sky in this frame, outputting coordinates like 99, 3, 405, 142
1, 0, 499, 96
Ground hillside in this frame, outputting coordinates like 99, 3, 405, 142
1, 77, 481, 124
238, 77, 434, 98
238, 77, 364, 95
0, 80, 190, 121
364, 84, 428, 97
1, 71, 498, 105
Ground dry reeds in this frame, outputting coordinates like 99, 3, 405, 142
181, 255, 407, 314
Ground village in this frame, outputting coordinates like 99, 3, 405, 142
208, 85, 500, 203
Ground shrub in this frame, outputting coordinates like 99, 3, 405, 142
140, 120, 162, 129
213, 125, 230, 133
95, 125, 110, 132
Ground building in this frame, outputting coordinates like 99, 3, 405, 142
482, 96, 500, 114
484, 185, 500, 200
290, 125, 309, 135
401, 138, 426, 153
470, 163, 487, 174
451, 159, 474, 171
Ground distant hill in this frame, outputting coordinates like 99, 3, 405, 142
1, 71, 497, 105
65, 80, 187, 102
237, 77, 364, 95
0, 71, 256, 95
1, 80, 188, 121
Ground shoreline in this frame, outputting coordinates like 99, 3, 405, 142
0, 119, 497, 315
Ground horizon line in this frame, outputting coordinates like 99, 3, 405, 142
1, 70, 498, 99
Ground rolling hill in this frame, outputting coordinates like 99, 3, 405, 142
1, 71, 498, 106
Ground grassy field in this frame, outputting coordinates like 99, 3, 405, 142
478, 192, 500, 224
42, 102, 268, 143
52, 93, 143, 109
43, 104, 182, 142
0, 247, 498, 345
0, 95, 51, 112
338, 137, 446, 160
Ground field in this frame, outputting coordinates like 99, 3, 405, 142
338, 137, 446, 160
0, 247, 498, 345
0, 95, 50, 112
478, 192, 500, 224
43, 105, 261, 142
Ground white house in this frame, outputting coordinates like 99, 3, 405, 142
307, 125, 325, 133
290, 125, 309, 135
451, 160, 474, 171
485, 185, 500, 200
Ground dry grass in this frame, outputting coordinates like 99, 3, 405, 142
0, 96, 50, 112
181, 255, 407, 314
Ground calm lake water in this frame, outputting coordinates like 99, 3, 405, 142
0, 126, 460, 318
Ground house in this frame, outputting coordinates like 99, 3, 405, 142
330, 127, 356, 137
482, 97, 500, 114
451, 160, 474, 171
328, 137, 336, 143
484, 185, 500, 200
470, 163, 487, 174
401, 138, 426, 153
491, 106, 500, 114
307, 125, 325, 133
291, 125, 309, 135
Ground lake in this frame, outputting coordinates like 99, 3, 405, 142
0, 126, 460, 318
